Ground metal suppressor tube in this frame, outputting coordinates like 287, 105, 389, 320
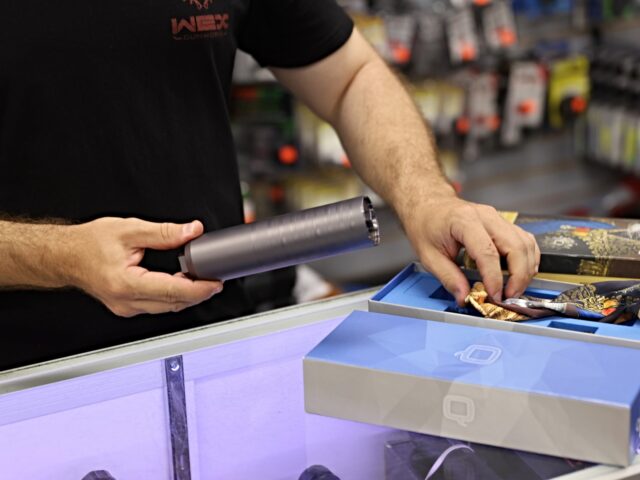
179, 196, 380, 281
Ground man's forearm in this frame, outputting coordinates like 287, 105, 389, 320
332, 57, 455, 219
0, 220, 75, 289
272, 29, 539, 302
271, 29, 454, 219
335, 59, 454, 215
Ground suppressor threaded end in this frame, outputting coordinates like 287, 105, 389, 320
363, 196, 381, 246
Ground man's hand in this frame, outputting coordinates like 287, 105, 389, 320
67, 218, 222, 317
398, 196, 540, 305
272, 28, 540, 302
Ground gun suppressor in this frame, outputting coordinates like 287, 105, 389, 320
179, 196, 380, 281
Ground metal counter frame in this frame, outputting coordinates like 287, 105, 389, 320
0, 289, 374, 395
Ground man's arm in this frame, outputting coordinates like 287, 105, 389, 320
0, 218, 222, 316
271, 28, 540, 304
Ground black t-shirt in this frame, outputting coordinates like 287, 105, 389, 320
0, 0, 353, 370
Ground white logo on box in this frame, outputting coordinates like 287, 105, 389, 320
455, 344, 502, 365
443, 395, 475, 427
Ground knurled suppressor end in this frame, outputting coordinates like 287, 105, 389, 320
179, 196, 380, 281
363, 196, 380, 247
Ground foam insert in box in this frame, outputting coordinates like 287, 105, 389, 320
369, 264, 640, 343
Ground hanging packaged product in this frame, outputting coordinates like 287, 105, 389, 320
231, 85, 298, 179
590, 0, 639, 22
581, 47, 640, 170
294, 102, 350, 168
603, 98, 627, 167
593, 102, 619, 164
632, 64, 640, 174
548, 56, 590, 129
482, 1, 518, 51
446, 9, 479, 65
586, 49, 614, 163
501, 62, 546, 146
383, 14, 417, 67
440, 82, 467, 137
512, 0, 572, 18
585, 96, 605, 162
412, 79, 467, 140
412, 80, 443, 128
620, 71, 640, 172
449, 0, 473, 9
410, 13, 448, 77
608, 54, 638, 169
460, 71, 501, 159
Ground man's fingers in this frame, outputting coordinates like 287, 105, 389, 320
521, 230, 541, 273
124, 219, 204, 250
518, 228, 539, 276
130, 298, 201, 315
504, 248, 531, 299
421, 249, 470, 306
479, 219, 530, 299
112, 301, 188, 317
520, 229, 537, 271
499, 226, 538, 298
452, 216, 504, 301
518, 229, 535, 278
128, 267, 222, 306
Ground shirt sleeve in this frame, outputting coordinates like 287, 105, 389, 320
237, 0, 354, 68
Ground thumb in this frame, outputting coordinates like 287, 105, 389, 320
126, 220, 204, 250
420, 249, 470, 306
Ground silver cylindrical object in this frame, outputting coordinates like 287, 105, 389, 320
179, 196, 380, 281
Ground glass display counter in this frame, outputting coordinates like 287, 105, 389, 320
0, 290, 638, 480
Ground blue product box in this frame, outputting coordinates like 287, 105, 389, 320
304, 310, 640, 466
369, 263, 640, 348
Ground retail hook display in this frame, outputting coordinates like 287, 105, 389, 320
179, 196, 380, 281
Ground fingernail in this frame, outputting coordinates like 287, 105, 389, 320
183, 222, 195, 236
212, 284, 223, 295
490, 290, 502, 302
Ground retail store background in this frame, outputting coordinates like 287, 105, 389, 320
231, 0, 640, 309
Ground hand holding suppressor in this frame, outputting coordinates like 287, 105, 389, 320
179, 196, 380, 281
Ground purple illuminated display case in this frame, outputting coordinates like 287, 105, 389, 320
0, 290, 639, 479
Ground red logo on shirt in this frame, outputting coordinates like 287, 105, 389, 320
182, 0, 213, 10
171, 14, 229, 40
172, 0, 228, 40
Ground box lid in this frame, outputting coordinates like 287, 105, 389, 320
307, 310, 640, 406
